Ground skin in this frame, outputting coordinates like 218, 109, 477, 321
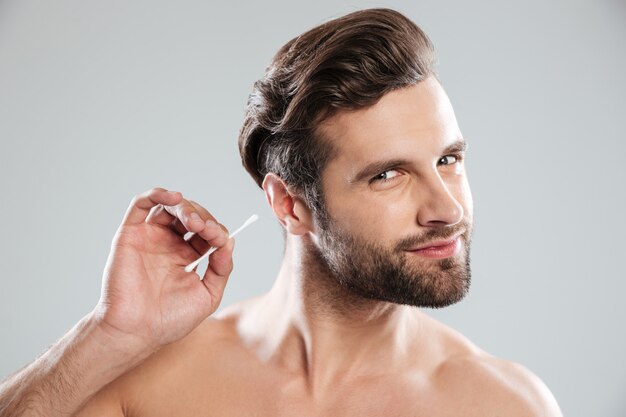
72, 76, 563, 416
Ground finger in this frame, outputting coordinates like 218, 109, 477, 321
145, 198, 230, 257
144, 212, 197, 242
188, 200, 216, 222
178, 200, 216, 238
202, 237, 235, 305
187, 219, 230, 255
145, 199, 217, 232
165, 199, 230, 242
145, 203, 176, 227
160, 198, 213, 237
186, 200, 230, 240
145, 205, 198, 243
121, 187, 182, 226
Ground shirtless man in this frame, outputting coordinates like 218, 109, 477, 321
0, 8, 563, 417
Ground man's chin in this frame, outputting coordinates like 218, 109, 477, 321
395, 268, 471, 309
423, 288, 469, 309
347, 274, 471, 309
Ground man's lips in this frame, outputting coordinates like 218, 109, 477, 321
404, 232, 463, 259
407, 231, 464, 251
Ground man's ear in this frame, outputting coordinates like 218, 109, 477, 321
262, 173, 314, 235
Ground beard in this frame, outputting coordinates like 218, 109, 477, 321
311, 206, 473, 309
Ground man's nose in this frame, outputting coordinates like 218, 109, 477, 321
415, 173, 464, 227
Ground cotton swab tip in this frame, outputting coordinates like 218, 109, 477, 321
237, 214, 259, 231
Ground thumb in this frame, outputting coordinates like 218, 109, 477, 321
201, 237, 235, 307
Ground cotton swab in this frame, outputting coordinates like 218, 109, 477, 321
184, 214, 259, 277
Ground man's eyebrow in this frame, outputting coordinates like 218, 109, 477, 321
351, 139, 468, 183
442, 139, 468, 155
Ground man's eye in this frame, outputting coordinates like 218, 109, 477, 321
439, 153, 464, 165
371, 169, 401, 183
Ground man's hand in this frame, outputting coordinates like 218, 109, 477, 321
93, 187, 235, 354
0, 187, 236, 417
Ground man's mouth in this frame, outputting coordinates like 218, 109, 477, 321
406, 233, 462, 259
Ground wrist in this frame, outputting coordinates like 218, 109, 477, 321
59, 312, 157, 412
87, 308, 159, 364
0, 311, 157, 417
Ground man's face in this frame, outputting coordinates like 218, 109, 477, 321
311, 76, 474, 308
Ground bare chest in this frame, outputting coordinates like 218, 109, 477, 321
130, 369, 469, 417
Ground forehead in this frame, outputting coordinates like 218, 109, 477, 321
318, 76, 461, 168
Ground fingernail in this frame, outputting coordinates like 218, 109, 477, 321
191, 212, 202, 222
205, 219, 216, 228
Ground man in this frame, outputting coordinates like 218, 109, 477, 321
0, 8, 563, 416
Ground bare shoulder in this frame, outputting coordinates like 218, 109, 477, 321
75, 301, 251, 416
430, 328, 563, 416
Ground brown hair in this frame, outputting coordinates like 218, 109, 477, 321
238, 8, 438, 217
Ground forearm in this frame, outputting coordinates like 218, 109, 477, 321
0, 312, 153, 417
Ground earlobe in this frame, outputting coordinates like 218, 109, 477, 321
262, 173, 313, 236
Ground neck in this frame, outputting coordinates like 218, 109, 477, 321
236, 233, 423, 392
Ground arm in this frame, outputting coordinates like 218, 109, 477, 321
0, 313, 151, 417
0, 187, 234, 417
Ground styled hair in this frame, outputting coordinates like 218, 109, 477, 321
238, 7, 438, 216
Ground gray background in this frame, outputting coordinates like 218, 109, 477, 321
1, 0, 624, 415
